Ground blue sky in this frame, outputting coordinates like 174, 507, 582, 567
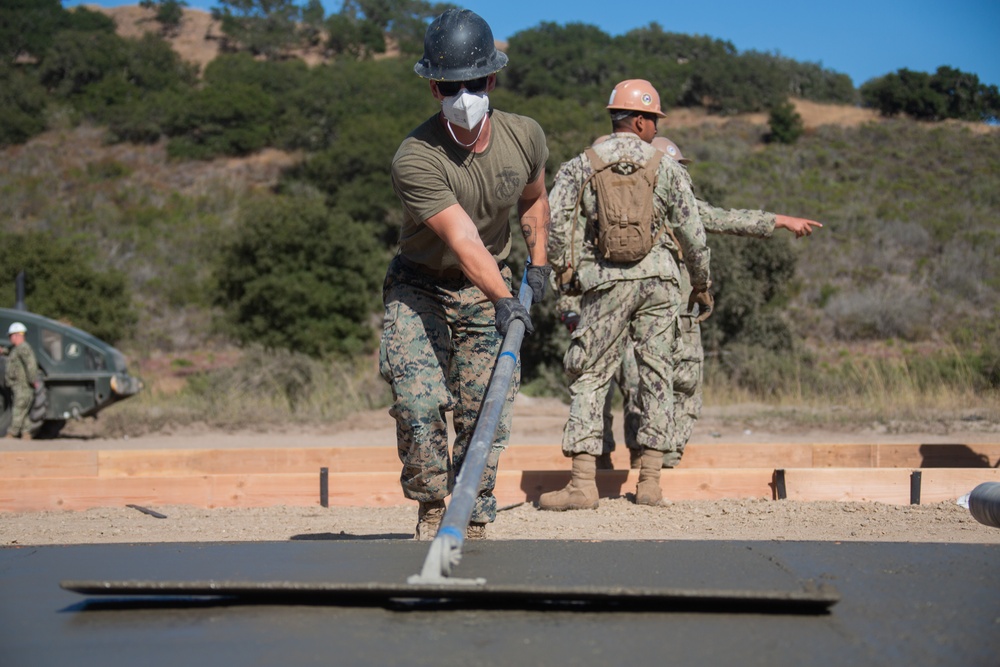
70, 0, 1000, 87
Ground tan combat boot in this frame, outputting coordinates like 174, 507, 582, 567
635, 447, 665, 506
466, 522, 487, 540
538, 453, 599, 511
414, 500, 445, 540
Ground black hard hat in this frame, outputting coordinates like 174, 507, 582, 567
413, 9, 508, 81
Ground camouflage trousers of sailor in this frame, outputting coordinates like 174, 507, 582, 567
601, 314, 703, 466
562, 277, 682, 456
5, 383, 33, 437
378, 256, 517, 524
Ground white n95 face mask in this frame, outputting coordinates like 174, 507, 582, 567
441, 91, 490, 130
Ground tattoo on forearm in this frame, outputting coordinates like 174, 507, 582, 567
521, 221, 535, 248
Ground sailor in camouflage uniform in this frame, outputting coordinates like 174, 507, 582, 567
4, 322, 39, 440
540, 80, 712, 510
578, 136, 823, 469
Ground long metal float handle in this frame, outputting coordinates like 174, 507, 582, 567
409, 266, 534, 585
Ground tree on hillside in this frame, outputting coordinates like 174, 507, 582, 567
505, 22, 856, 113
861, 66, 1000, 121
767, 99, 804, 144
38, 29, 131, 99
163, 81, 277, 158
0, 62, 48, 146
299, 0, 325, 47
39, 29, 196, 133
211, 0, 304, 59
214, 194, 386, 357
684, 50, 787, 114
325, 0, 451, 59
931, 66, 1000, 121
0, 0, 114, 64
0, 233, 137, 345
504, 22, 618, 102
616, 25, 734, 108
139, 0, 189, 37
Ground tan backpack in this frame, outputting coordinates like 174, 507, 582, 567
576, 147, 665, 263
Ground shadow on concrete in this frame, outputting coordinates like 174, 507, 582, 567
290, 532, 412, 541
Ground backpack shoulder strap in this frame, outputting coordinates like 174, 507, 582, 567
644, 149, 683, 254
584, 147, 607, 172
570, 150, 605, 275
644, 149, 664, 183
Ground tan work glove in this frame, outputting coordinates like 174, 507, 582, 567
687, 288, 714, 323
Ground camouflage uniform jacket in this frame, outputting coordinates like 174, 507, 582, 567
4, 341, 38, 390
555, 202, 776, 314
548, 132, 710, 293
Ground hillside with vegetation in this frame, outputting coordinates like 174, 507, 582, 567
1, 1, 998, 434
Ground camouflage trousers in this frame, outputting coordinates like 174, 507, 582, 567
5, 382, 33, 437
601, 314, 703, 466
378, 256, 517, 524
562, 277, 682, 456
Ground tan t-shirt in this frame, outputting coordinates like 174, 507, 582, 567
391, 109, 548, 271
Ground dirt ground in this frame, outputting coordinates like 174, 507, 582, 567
3, 397, 999, 546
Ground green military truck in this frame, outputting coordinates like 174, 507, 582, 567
0, 307, 143, 438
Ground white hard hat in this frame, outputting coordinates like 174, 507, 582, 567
8, 322, 27, 335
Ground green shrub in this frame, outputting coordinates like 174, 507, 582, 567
214, 193, 387, 357
164, 82, 276, 159
0, 232, 137, 344
700, 235, 797, 353
0, 63, 48, 146
767, 99, 804, 144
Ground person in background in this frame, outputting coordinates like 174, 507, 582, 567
4, 321, 39, 440
558, 135, 822, 470
542, 80, 710, 510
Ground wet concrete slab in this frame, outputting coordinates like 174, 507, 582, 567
2, 540, 998, 666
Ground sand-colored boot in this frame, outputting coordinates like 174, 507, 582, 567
414, 500, 445, 540
635, 448, 665, 506
538, 453, 599, 511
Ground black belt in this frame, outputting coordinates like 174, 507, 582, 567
397, 255, 466, 280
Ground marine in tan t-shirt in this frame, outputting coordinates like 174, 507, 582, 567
392, 109, 548, 272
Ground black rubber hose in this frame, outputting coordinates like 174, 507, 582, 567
968, 482, 1000, 529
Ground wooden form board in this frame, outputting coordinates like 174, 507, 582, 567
2, 467, 997, 512
782, 468, 1000, 504
2, 443, 999, 479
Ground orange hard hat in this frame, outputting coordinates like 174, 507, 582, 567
651, 136, 691, 164
606, 79, 667, 118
